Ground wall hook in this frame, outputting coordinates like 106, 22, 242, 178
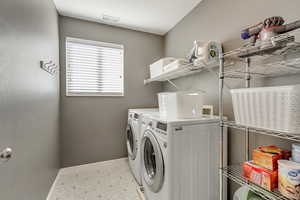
40, 60, 58, 75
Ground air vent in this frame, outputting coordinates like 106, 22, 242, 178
101, 14, 120, 24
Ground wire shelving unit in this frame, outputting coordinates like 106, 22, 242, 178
222, 165, 289, 200
219, 33, 300, 200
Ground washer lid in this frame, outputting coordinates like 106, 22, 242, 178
126, 124, 137, 160
141, 130, 164, 193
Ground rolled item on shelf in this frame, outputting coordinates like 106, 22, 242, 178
231, 85, 300, 134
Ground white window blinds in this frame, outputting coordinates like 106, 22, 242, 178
66, 37, 124, 96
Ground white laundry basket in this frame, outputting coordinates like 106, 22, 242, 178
231, 85, 300, 134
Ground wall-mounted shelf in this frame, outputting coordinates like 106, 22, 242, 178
222, 165, 289, 200
144, 58, 226, 84
145, 36, 300, 85
144, 63, 208, 84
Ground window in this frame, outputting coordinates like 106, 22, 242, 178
66, 37, 124, 96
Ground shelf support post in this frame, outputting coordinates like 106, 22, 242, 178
219, 54, 225, 200
245, 58, 251, 161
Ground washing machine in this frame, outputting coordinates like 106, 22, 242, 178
126, 109, 158, 185
141, 115, 228, 200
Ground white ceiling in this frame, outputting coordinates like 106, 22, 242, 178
53, 0, 202, 35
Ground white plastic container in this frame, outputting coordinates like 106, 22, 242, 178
150, 57, 176, 78
163, 59, 189, 73
158, 92, 204, 119
231, 85, 300, 134
196, 41, 221, 62
278, 160, 300, 199
292, 144, 300, 163
193, 41, 222, 67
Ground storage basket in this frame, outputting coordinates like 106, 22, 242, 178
158, 92, 204, 119
149, 57, 176, 78
163, 59, 189, 73
231, 85, 300, 134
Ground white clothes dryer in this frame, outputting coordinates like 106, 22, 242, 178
141, 115, 228, 200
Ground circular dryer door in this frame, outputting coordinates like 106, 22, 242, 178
141, 130, 164, 193
126, 124, 137, 160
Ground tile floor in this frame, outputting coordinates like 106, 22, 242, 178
48, 158, 140, 200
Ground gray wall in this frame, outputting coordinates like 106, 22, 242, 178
59, 16, 163, 167
0, 0, 60, 199
163, 0, 300, 198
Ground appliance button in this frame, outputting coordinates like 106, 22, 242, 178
163, 142, 167, 148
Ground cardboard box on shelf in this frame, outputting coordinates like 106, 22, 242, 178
243, 161, 278, 191
253, 146, 291, 170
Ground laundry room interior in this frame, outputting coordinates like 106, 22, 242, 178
1, 0, 300, 200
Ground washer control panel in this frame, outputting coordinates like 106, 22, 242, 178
129, 113, 133, 119
148, 120, 167, 135
133, 113, 139, 120
157, 122, 167, 132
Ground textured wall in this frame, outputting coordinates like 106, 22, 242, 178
59, 16, 163, 167
0, 0, 60, 199
163, 0, 300, 198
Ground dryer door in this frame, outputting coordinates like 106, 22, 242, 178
126, 124, 137, 160
141, 130, 164, 193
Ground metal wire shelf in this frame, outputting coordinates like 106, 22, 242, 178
222, 120, 300, 142
223, 62, 300, 78
223, 33, 300, 59
222, 165, 288, 200
222, 34, 300, 78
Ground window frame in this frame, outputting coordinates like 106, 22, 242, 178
65, 37, 124, 97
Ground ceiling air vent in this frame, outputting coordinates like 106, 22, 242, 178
101, 14, 120, 24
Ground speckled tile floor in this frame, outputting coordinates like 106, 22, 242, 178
47, 158, 140, 200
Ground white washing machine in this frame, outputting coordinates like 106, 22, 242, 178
141, 115, 228, 200
126, 109, 158, 185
